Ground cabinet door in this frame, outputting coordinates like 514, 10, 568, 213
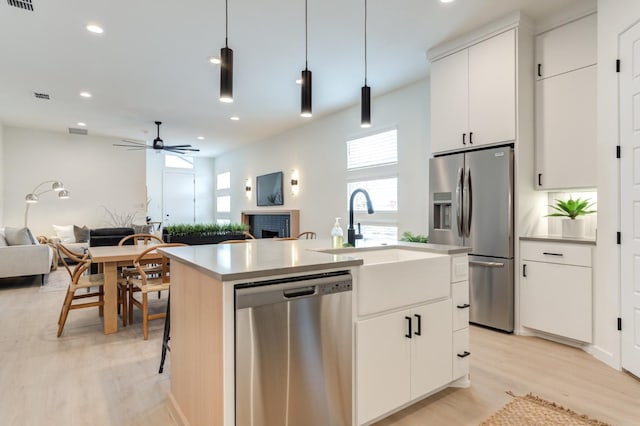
520, 260, 592, 342
431, 49, 469, 154
356, 311, 411, 425
535, 13, 597, 79
535, 65, 596, 189
468, 29, 516, 147
410, 299, 452, 398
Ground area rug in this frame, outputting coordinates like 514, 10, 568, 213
39, 269, 70, 292
480, 392, 611, 426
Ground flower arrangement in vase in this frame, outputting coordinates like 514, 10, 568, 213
546, 197, 596, 238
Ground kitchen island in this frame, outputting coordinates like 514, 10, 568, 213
159, 239, 470, 426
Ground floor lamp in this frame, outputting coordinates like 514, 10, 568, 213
24, 180, 70, 227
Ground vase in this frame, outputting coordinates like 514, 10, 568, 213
562, 218, 585, 238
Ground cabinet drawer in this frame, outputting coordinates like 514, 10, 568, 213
520, 240, 591, 267
451, 255, 469, 283
453, 327, 470, 379
452, 281, 469, 331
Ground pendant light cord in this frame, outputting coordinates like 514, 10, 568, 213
225, 0, 229, 47
305, 0, 308, 68
364, 0, 367, 85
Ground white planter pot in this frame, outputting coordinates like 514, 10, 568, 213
562, 218, 585, 238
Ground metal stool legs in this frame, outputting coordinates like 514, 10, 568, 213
159, 291, 171, 373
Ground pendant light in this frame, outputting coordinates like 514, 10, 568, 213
220, 0, 233, 103
361, 0, 371, 128
300, 0, 312, 117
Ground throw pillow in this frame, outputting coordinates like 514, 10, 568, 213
73, 225, 90, 243
4, 227, 35, 246
53, 224, 76, 243
0, 234, 7, 247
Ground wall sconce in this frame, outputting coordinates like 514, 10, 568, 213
290, 170, 300, 195
245, 178, 252, 199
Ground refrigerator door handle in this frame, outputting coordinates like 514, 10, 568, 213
463, 168, 472, 238
456, 167, 464, 237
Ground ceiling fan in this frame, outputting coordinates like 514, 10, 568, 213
113, 121, 200, 154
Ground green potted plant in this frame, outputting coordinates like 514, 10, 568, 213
399, 231, 429, 244
546, 197, 596, 238
163, 223, 248, 245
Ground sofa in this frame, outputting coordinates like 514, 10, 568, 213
0, 227, 53, 283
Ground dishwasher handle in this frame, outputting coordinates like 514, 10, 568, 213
283, 286, 316, 298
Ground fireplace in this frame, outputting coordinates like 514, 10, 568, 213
261, 229, 280, 239
241, 210, 300, 239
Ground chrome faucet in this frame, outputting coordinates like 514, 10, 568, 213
348, 188, 374, 246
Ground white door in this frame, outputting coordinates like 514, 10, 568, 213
620, 20, 640, 378
163, 171, 195, 226
430, 49, 469, 154
468, 29, 516, 147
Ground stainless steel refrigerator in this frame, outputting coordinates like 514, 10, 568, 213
429, 145, 514, 332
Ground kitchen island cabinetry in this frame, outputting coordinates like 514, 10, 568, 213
430, 29, 515, 154
520, 238, 594, 343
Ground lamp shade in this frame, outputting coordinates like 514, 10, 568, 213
361, 85, 371, 128
220, 46, 234, 103
58, 189, 70, 199
25, 193, 39, 203
301, 69, 312, 117
52, 181, 65, 192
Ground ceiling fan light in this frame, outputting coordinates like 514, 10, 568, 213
301, 69, 312, 117
361, 85, 371, 128
220, 46, 234, 103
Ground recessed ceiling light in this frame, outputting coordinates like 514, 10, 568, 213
197, 136, 205, 140
230, 116, 240, 121
440, 0, 454, 3
86, 24, 104, 34
295, 79, 302, 85
209, 57, 221, 64
77, 122, 87, 127
80, 91, 92, 98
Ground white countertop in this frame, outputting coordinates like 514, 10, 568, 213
159, 238, 471, 282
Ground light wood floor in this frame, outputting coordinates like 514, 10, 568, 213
1, 276, 639, 426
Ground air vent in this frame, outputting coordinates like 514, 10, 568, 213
33, 92, 50, 100
68, 128, 88, 136
7, 0, 34, 11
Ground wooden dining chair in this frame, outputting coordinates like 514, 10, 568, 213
56, 244, 126, 337
128, 243, 186, 340
117, 233, 164, 325
243, 231, 256, 239
296, 231, 317, 239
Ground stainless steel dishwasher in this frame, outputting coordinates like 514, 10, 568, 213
235, 271, 352, 426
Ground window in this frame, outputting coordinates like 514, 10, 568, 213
346, 129, 399, 242
216, 172, 231, 222
217, 171, 231, 190
216, 218, 231, 225
217, 195, 230, 213
165, 154, 194, 169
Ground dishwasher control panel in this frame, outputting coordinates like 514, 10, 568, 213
318, 279, 352, 295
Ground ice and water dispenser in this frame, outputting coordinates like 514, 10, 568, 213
432, 192, 452, 230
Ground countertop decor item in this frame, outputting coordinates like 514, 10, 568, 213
163, 223, 248, 245
400, 231, 429, 243
546, 197, 596, 238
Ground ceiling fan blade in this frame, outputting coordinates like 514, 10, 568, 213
113, 143, 150, 148
120, 139, 147, 145
166, 144, 193, 148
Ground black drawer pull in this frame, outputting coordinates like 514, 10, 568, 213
457, 303, 470, 309
542, 252, 563, 257
523, 264, 527, 277
537, 63, 542, 77
462, 133, 466, 145
469, 132, 473, 144
457, 351, 471, 358
414, 314, 422, 336
405, 316, 412, 339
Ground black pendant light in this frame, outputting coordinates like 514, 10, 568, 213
361, 0, 371, 128
301, 0, 312, 117
220, 0, 233, 103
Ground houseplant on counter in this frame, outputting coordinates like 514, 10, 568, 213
163, 223, 248, 245
546, 197, 596, 238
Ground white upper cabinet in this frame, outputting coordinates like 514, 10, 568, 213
535, 13, 597, 190
535, 13, 597, 79
431, 29, 516, 154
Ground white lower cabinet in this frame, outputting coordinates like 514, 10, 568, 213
453, 327, 470, 379
356, 299, 452, 425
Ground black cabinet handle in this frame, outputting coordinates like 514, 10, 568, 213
414, 314, 422, 336
538, 173, 542, 186
523, 264, 527, 277
537, 63, 542, 77
469, 132, 473, 144
457, 303, 470, 309
543, 252, 563, 257
405, 316, 412, 339
462, 133, 466, 145
457, 351, 471, 358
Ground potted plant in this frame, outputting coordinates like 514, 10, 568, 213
546, 197, 596, 238
163, 223, 248, 245
399, 231, 429, 244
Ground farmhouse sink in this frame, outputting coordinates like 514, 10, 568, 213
319, 247, 451, 316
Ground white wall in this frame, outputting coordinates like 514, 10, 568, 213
3, 126, 147, 236
0, 122, 4, 226
214, 78, 430, 238
594, 0, 640, 369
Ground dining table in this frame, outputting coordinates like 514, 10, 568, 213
88, 244, 164, 334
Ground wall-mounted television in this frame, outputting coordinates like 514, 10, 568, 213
256, 171, 284, 206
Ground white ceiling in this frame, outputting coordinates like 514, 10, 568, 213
0, 0, 586, 157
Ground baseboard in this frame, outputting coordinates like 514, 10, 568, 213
167, 392, 189, 426
585, 345, 620, 371
449, 374, 471, 388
